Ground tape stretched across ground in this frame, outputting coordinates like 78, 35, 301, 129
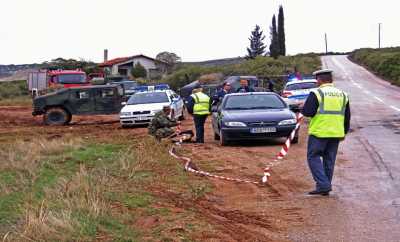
169, 113, 304, 185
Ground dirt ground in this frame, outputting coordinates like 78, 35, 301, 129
0, 105, 341, 241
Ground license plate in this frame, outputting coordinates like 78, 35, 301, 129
250, 127, 276, 133
135, 116, 148, 120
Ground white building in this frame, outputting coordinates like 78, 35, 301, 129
99, 54, 169, 79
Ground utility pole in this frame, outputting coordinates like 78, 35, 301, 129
324, 33, 328, 54
378, 23, 381, 49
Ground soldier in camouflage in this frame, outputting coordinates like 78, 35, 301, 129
148, 106, 180, 141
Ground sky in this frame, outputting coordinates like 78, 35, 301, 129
1, 0, 399, 64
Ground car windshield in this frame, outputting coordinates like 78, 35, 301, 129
285, 82, 317, 91
224, 94, 286, 110
58, 74, 87, 84
127, 92, 169, 105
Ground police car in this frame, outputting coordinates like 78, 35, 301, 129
281, 79, 318, 106
119, 86, 184, 127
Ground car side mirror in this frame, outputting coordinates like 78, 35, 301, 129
121, 102, 127, 106
172, 97, 179, 102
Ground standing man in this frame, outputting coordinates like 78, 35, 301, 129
148, 106, 180, 141
213, 82, 232, 105
187, 87, 211, 143
236, 79, 255, 93
301, 69, 351, 196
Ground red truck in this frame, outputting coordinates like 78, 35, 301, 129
28, 69, 91, 96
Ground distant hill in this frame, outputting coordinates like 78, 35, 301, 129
183, 57, 245, 67
0, 64, 39, 81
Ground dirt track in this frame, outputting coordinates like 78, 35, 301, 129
0, 104, 322, 241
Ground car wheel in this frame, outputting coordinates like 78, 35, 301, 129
44, 107, 69, 126
219, 130, 229, 146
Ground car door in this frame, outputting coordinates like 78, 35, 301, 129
69, 89, 93, 113
211, 104, 222, 134
95, 88, 118, 113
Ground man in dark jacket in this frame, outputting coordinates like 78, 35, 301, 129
236, 79, 255, 93
301, 69, 350, 196
212, 82, 232, 105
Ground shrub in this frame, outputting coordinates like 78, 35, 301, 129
0, 80, 29, 100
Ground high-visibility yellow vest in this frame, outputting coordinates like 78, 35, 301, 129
191, 92, 210, 115
309, 83, 348, 138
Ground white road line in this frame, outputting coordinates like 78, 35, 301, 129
374, 96, 384, 103
390, 105, 400, 112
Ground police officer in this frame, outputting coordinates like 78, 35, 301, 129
236, 79, 255, 93
148, 106, 180, 141
301, 69, 351, 196
187, 87, 211, 143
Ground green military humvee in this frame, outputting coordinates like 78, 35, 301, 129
32, 85, 124, 125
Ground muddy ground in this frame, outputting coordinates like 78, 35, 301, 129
0, 105, 346, 241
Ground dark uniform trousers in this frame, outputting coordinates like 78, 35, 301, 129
307, 135, 340, 191
193, 114, 207, 143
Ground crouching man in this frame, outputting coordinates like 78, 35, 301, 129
148, 106, 180, 141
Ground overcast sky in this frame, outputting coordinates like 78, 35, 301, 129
1, 0, 399, 64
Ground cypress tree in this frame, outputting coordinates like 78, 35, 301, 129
269, 15, 279, 59
246, 25, 266, 59
278, 5, 286, 56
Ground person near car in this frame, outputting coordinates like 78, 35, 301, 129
301, 69, 351, 196
148, 106, 180, 141
187, 87, 211, 143
212, 82, 232, 105
236, 79, 255, 93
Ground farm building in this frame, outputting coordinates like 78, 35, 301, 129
98, 54, 170, 79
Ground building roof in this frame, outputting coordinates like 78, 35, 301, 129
98, 54, 169, 67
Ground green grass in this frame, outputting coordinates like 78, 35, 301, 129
1, 136, 214, 241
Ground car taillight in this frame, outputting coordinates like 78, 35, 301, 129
282, 91, 293, 98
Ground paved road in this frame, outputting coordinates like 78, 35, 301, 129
306, 56, 400, 241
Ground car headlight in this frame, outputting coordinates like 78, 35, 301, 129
224, 121, 247, 127
278, 119, 297, 125
120, 112, 131, 117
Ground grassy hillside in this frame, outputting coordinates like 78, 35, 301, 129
349, 47, 400, 86
164, 54, 321, 90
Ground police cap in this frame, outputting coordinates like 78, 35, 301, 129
313, 69, 333, 76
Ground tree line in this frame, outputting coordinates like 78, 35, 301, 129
247, 5, 285, 59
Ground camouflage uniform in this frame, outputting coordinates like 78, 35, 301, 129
148, 111, 178, 140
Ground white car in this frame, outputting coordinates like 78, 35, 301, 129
281, 79, 318, 106
119, 90, 184, 127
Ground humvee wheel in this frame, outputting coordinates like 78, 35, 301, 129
44, 107, 70, 125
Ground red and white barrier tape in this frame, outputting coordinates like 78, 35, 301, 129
261, 113, 304, 183
169, 113, 304, 185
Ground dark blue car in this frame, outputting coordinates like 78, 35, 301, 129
212, 92, 299, 146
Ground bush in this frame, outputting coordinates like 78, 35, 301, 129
0, 80, 29, 100
131, 62, 147, 78
349, 47, 400, 86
